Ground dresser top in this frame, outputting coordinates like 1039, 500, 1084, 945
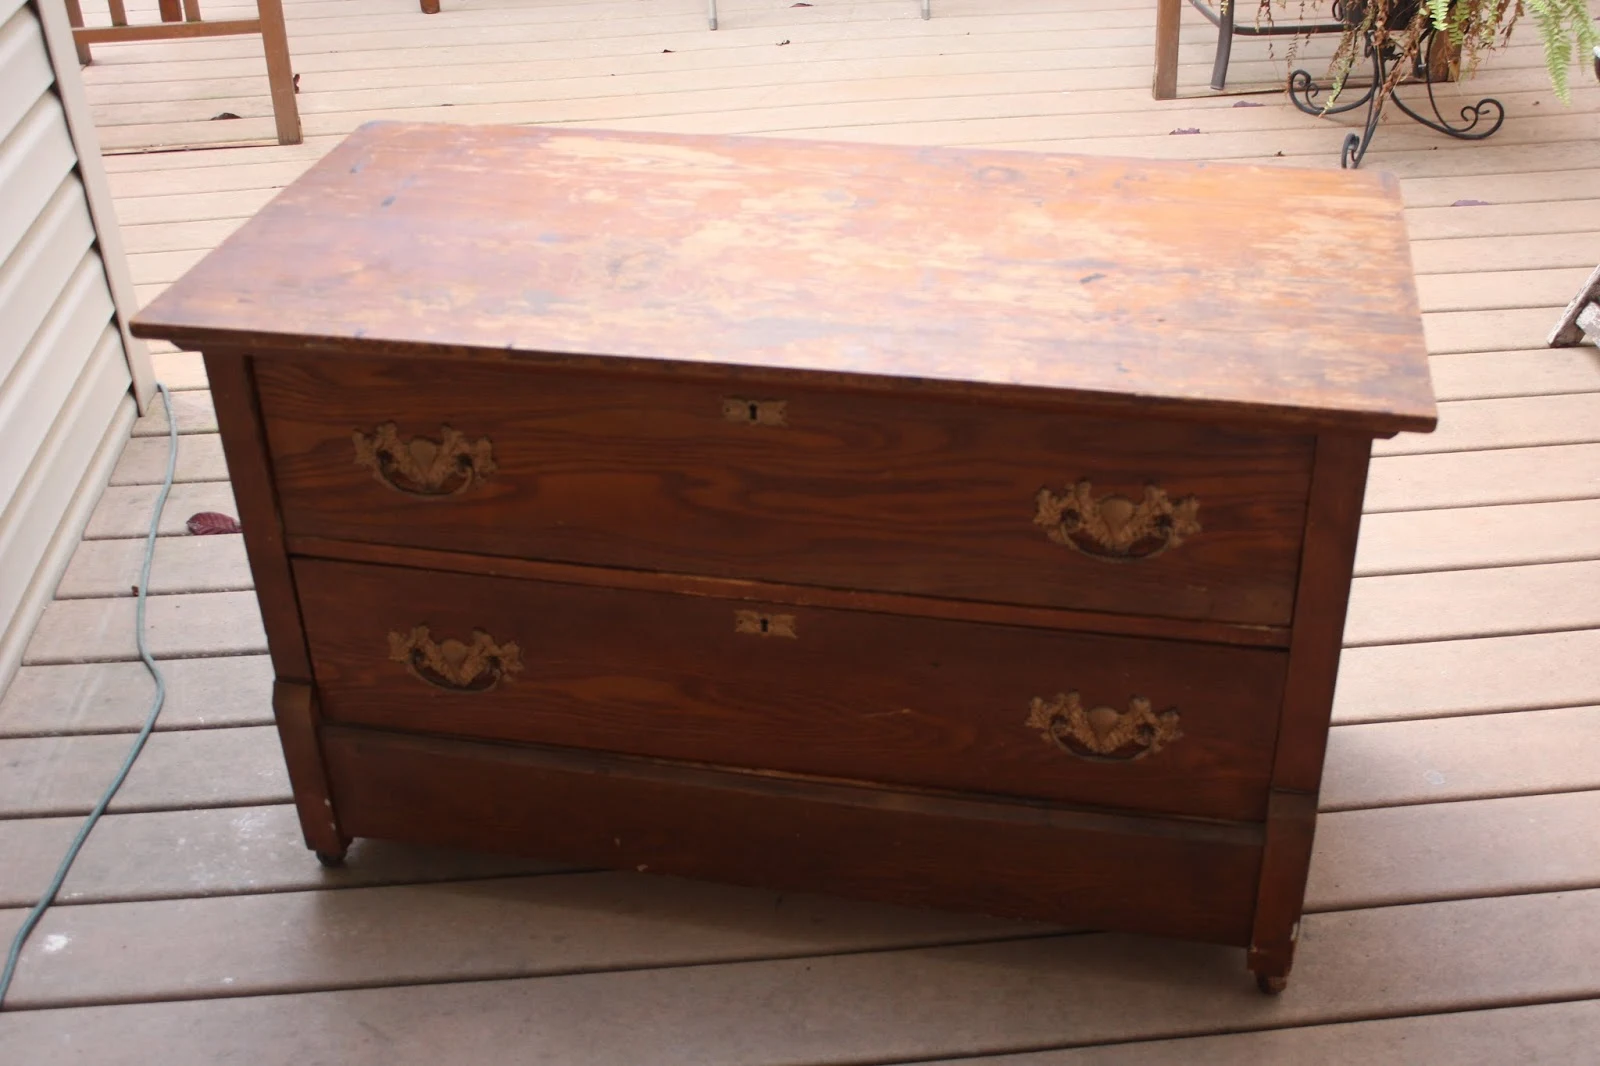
133, 122, 1434, 435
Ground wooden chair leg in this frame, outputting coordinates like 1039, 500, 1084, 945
107, 0, 129, 25
1549, 265, 1600, 347
1152, 0, 1180, 99
158, 0, 183, 21
62, 0, 93, 64
421, 0, 441, 12
256, 0, 302, 145
182, 0, 203, 21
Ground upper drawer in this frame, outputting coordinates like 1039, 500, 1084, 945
256, 356, 1314, 626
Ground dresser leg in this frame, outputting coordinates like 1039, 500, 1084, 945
1247, 790, 1314, 996
1248, 935, 1296, 994
1255, 971, 1289, 995
272, 680, 352, 861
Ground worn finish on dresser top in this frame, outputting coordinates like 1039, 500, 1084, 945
131, 121, 1434, 994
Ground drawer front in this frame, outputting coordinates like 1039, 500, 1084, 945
259, 356, 1313, 626
296, 558, 1289, 822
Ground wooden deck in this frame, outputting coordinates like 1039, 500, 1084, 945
3, 0, 1599, 1058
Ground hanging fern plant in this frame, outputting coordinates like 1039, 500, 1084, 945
1516, 0, 1600, 101
1320, 0, 1597, 107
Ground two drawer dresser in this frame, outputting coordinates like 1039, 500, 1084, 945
132, 122, 1434, 992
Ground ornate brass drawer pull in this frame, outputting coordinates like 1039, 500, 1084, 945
1033, 481, 1200, 561
388, 626, 523, 692
353, 422, 496, 497
1026, 692, 1182, 762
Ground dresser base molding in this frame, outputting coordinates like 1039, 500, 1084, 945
321, 724, 1267, 954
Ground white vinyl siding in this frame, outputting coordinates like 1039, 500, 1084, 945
0, 0, 145, 686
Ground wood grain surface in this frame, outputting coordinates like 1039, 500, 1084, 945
321, 725, 1264, 946
1247, 435, 1372, 983
287, 536, 1293, 649
204, 352, 346, 856
295, 558, 1288, 823
129, 123, 1435, 435
260, 356, 1314, 627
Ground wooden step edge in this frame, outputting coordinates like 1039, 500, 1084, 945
284, 535, 1293, 650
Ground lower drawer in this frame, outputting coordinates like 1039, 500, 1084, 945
295, 558, 1289, 822
323, 725, 1263, 946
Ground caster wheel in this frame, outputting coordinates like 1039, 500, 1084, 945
1256, 973, 1288, 995
315, 850, 347, 868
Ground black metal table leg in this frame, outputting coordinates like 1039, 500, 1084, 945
1189, 0, 1346, 92
1289, 26, 1504, 168
1211, 0, 1237, 91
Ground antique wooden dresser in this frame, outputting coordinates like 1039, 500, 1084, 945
132, 122, 1434, 992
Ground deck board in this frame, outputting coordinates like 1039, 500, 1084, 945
0, 655, 271, 736
1404, 199, 1600, 240
1423, 306, 1576, 353
1353, 499, 1600, 576
1400, 169, 1600, 207
1415, 268, 1595, 313
1344, 561, 1600, 646
108, 432, 229, 485
147, 349, 210, 390
84, 481, 236, 539
0, 873, 1046, 1010
1408, 232, 1600, 274
1373, 393, 1600, 456
0, 726, 289, 817
3, 891, 1600, 1063
1424, 347, 1600, 400
1333, 630, 1600, 723
1307, 790, 1600, 911
1364, 443, 1600, 511
2, 0, 1597, 1054
22, 590, 266, 664
0, 805, 567, 908
129, 388, 218, 436
950, 1000, 1600, 1064
56, 534, 250, 598
1322, 706, 1600, 811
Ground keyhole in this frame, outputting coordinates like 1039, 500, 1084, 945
734, 610, 796, 638
723, 397, 787, 427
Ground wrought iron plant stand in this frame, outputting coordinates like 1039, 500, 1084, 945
1289, 2, 1504, 168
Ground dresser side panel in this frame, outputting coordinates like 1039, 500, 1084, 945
1270, 433, 1373, 795
1248, 432, 1372, 983
205, 349, 346, 857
